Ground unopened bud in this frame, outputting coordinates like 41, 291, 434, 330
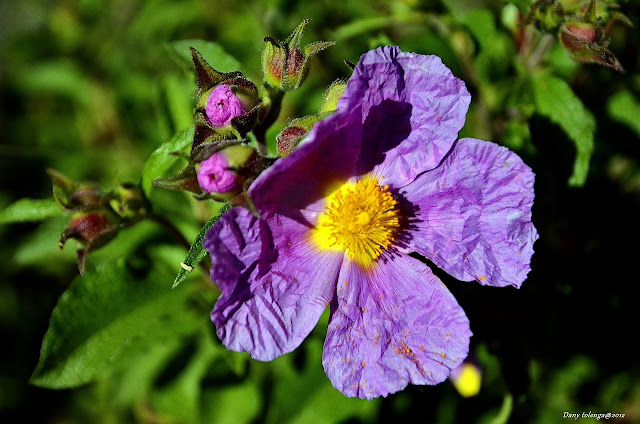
60, 211, 112, 247
196, 145, 255, 198
276, 126, 308, 157
276, 110, 333, 156
559, 18, 624, 72
262, 19, 334, 91
59, 210, 119, 275
197, 153, 237, 194
262, 39, 287, 88
561, 19, 598, 43
47, 169, 102, 211
190, 47, 261, 138
104, 182, 148, 221
202, 84, 247, 127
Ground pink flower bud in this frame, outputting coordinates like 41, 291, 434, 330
197, 153, 237, 194
205, 84, 246, 127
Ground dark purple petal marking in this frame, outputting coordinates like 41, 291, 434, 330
249, 107, 363, 212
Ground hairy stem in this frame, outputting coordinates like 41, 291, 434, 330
253, 86, 284, 156
527, 33, 555, 70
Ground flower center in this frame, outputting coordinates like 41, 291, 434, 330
313, 178, 400, 267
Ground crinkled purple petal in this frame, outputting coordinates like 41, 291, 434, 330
401, 138, 538, 288
322, 254, 471, 399
249, 106, 363, 213
205, 207, 341, 361
339, 46, 471, 187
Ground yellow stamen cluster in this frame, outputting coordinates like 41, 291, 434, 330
312, 179, 400, 267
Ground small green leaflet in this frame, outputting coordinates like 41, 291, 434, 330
0, 198, 62, 224
533, 73, 596, 187
141, 127, 194, 197
173, 203, 230, 289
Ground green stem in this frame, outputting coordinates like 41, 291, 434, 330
253, 85, 284, 156
149, 213, 211, 274
527, 33, 555, 71
150, 213, 190, 250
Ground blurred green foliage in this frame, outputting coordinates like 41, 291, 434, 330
2, 0, 640, 423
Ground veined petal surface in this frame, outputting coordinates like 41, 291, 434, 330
401, 138, 538, 288
206, 207, 342, 361
323, 254, 471, 399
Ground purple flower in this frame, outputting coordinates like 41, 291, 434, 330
204, 84, 246, 127
204, 46, 538, 399
197, 152, 237, 194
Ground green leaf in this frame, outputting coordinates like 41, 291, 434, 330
166, 39, 242, 74
264, 339, 380, 424
463, 9, 496, 51
533, 74, 596, 186
141, 127, 194, 197
30, 258, 206, 389
109, 337, 185, 407
0, 198, 63, 224
16, 59, 91, 102
162, 73, 196, 132
201, 381, 262, 424
172, 203, 230, 289
608, 91, 640, 139
150, 331, 218, 424
13, 217, 77, 271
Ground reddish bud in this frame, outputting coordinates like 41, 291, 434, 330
559, 18, 624, 72
276, 126, 308, 156
65, 212, 110, 244
47, 169, 102, 212
261, 20, 334, 91
59, 210, 119, 275
275, 110, 334, 156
